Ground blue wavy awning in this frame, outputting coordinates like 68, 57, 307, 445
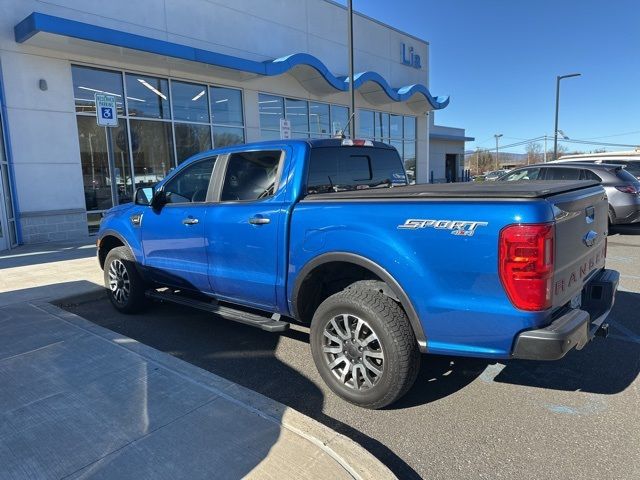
14, 12, 449, 111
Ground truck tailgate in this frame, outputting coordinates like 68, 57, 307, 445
548, 185, 609, 309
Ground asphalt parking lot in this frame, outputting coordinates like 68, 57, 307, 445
61, 225, 640, 479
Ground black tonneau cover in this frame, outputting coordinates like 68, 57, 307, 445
303, 180, 600, 200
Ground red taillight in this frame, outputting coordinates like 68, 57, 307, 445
615, 185, 640, 194
499, 223, 555, 311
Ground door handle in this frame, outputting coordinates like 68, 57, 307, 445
249, 216, 270, 225
182, 217, 199, 225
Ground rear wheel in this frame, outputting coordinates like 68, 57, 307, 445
310, 283, 420, 409
103, 246, 148, 314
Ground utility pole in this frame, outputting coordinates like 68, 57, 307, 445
544, 134, 547, 162
554, 73, 581, 160
494, 134, 503, 170
347, 0, 356, 138
476, 147, 481, 175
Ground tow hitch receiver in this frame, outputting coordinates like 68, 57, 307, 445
594, 323, 609, 338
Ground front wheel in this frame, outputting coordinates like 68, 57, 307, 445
310, 284, 420, 409
103, 246, 148, 314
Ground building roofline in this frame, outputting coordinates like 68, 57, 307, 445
14, 12, 448, 110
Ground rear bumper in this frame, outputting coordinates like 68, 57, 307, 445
612, 201, 640, 224
511, 268, 619, 360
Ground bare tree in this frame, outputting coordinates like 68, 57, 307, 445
526, 142, 543, 165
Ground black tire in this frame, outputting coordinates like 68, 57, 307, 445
103, 246, 148, 314
310, 283, 420, 409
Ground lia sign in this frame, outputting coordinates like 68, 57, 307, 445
400, 43, 422, 70
95, 93, 118, 127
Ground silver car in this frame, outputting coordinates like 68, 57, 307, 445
498, 162, 640, 224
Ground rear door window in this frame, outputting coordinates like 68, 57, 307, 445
307, 147, 406, 194
220, 150, 282, 201
544, 167, 581, 180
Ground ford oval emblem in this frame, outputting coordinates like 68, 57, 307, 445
583, 230, 598, 247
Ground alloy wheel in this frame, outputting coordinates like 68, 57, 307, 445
322, 313, 385, 390
108, 259, 131, 305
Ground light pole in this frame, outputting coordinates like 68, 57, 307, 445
347, 0, 356, 138
494, 134, 503, 170
553, 73, 581, 160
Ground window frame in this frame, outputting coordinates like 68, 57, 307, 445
160, 156, 218, 206
214, 149, 287, 204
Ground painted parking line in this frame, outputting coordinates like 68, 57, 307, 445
608, 334, 640, 345
610, 322, 640, 342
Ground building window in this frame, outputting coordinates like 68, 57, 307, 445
211, 87, 244, 126
171, 81, 210, 123
72, 65, 125, 116
357, 109, 417, 183
309, 102, 330, 137
125, 74, 170, 119
357, 110, 374, 139
259, 93, 349, 139
72, 65, 246, 231
330, 105, 350, 137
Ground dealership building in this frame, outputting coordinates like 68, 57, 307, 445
0, 0, 472, 251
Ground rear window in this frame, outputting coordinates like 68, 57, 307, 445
306, 147, 406, 195
616, 168, 640, 183
593, 160, 640, 177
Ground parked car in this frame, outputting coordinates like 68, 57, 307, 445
484, 169, 509, 181
96, 139, 618, 408
498, 162, 640, 225
552, 154, 640, 180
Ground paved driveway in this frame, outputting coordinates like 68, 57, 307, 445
62, 227, 640, 479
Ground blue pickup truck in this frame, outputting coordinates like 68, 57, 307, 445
97, 139, 619, 408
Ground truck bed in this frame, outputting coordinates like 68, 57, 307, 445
303, 180, 600, 200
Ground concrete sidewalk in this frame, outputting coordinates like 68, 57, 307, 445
0, 241, 395, 479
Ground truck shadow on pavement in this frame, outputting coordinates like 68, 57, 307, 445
493, 290, 640, 394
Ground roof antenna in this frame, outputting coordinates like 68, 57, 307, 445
334, 112, 356, 139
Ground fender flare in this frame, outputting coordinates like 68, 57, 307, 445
291, 252, 427, 352
97, 229, 137, 267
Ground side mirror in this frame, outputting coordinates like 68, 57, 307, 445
134, 187, 154, 206
150, 189, 167, 210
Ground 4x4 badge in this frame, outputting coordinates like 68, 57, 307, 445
398, 219, 488, 237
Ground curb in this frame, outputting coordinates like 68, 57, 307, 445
35, 301, 396, 480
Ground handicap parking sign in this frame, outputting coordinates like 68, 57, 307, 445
95, 93, 118, 126
101, 107, 113, 119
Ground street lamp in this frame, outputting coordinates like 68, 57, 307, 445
494, 134, 503, 170
553, 73, 581, 160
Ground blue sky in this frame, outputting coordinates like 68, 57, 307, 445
348, 0, 640, 153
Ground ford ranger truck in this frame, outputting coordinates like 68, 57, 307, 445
96, 139, 619, 409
